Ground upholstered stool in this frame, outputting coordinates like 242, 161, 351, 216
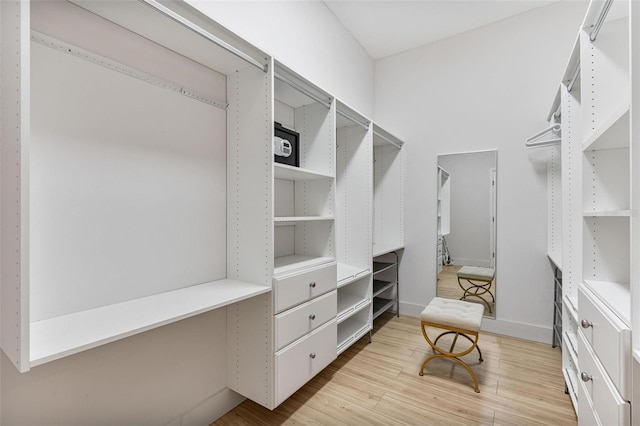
418, 297, 484, 392
457, 266, 495, 313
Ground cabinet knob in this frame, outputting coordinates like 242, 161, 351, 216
580, 372, 592, 382
309, 282, 316, 288
581, 319, 593, 329
309, 352, 316, 359
309, 314, 316, 320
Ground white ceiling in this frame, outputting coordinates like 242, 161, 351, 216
322, 1, 555, 59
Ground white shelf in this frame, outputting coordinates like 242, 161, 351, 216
583, 209, 632, 217
373, 245, 404, 258
582, 279, 631, 326
273, 255, 335, 277
583, 100, 630, 151
274, 216, 334, 226
373, 297, 395, 319
30, 279, 270, 367
562, 367, 579, 413
274, 163, 334, 181
563, 294, 579, 324
547, 252, 563, 271
337, 297, 370, 324
564, 331, 579, 366
337, 319, 370, 354
337, 263, 370, 288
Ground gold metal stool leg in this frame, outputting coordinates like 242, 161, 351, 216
419, 321, 482, 393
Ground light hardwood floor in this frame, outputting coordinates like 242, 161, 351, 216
213, 313, 576, 425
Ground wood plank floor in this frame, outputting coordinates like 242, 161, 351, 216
213, 313, 576, 425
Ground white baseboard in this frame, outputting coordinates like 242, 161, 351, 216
166, 388, 245, 426
399, 301, 552, 344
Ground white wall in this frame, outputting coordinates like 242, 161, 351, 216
187, 1, 375, 118
374, 2, 588, 342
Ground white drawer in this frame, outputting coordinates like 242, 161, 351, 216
275, 319, 337, 406
578, 376, 602, 426
274, 262, 336, 313
578, 331, 630, 426
275, 290, 337, 350
578, 285, 631, 400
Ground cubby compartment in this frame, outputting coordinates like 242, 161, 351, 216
582, 148, 630, 214
2, 0, 272, 372
337, 276, 371, 323
337, 309, 371, 355
373, 125, 404, 257
272, 62, 336, 273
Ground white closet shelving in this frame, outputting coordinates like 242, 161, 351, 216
0, 0, 272, 373
373, 125, 404, 258
335, 101, 373, 354
437, 166, 450, 274
227, 61, 339, 409
1, 0, 407, 412
546, 0, 635, 422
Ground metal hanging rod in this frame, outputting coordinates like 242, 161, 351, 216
567, 63, 581, 93
274, 72, 332, 109
373, 130, 402, 149
31, 31, 227, 109
139, 0, 267, 73
337, 109, 370, 130
590, 0, 614, 42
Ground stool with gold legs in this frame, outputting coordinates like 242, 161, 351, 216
418, 297, 484, 392
456, 266, 495, 313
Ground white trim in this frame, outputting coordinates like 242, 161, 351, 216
401, 301, 552, 344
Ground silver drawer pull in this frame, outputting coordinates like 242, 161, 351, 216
309, 314, 316, 320
309, 282, 316, 288
581, 372, 592, 382
309, 352, 316, 359
581, 319, 593, 329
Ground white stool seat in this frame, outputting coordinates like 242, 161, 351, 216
420, 297, 484, 332
457, 266, 495, 281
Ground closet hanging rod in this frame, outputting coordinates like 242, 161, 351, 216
138, 0, 268, 73
274, 72, 332, 109
373, 130, 402, 149
567, 63, 581, 93
337, 109, 370, 130
590, 0, 614, 42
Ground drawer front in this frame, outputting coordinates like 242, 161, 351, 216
274, 262, 336, 313
578, 285, 631, 400
275, 290, 337, 350
578, 377, 602, 426
275, 319, 337, 406
578, 332, 630, 426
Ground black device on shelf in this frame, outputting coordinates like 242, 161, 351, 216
274, 122, 300, 167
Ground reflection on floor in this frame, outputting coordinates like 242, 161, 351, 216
437, 264, 496, 318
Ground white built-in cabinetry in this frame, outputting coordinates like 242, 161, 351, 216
335, 101, 374, 354
1, 0, 404, 411
0, 0, 273, 373
545, 0, 635, 423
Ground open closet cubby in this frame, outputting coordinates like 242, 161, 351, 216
373, 125, 404, 257
272, 62, 336, 277
335, 101, 373, 353
1, 0, 272, 373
